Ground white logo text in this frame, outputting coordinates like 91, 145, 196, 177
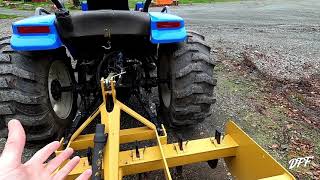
288, 156, 313, 169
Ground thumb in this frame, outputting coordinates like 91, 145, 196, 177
0, 120, 26, 166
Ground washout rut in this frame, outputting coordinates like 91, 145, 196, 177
0, 0, 320, 179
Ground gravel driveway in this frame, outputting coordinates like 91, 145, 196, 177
159, 0, 320, 81
0, 0, 319, 179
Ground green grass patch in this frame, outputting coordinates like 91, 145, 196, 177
217, 60, 320, 179
22, 1, 50, 7
0, 13, 19, 19
128, 0, 237, 8
0, 0, 77, 11
129, 0, 140, 9
1, 0, 237, 11
178, 0, 236, 4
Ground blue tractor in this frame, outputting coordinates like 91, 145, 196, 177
0, 0, 216, 141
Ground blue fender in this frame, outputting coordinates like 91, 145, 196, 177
10, 12, 186, 51
11, 15, 63, 51
148, 12, 187, 44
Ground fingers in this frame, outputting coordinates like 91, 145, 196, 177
75, 169, 92, 180
45, 148, 74, 174
1, 120, 26, 166
53, 156, 80, 180
26, 141, 61, 165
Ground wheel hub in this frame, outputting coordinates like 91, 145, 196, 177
48, 61, 74, 120
159, 56, 172, 108
51, 79, 62, 101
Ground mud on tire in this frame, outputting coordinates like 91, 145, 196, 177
0, 37, 77, 141
158, 31, 216, 126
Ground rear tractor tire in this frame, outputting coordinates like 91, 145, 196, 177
158, 31, 216, 126
0, 38, 77, 141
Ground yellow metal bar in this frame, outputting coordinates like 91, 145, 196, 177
155, 130, 172, 180
66, 157, 91, 180
67, 134, 238, 177
60, 78, 296, 180
67, 134, 94, 150
101, 78, 107, 104
104, 103, 121, 180
67, 127, 156, 150
224, 121, 295, 180
258, 174, 294, 180
100, 104, 108, 130
110, 80, 117, 102
118, 169, 123, 180
119, 127, 156, 144
159, 124, 168, 145
65, 120, 296, 179
121, 134, 238, 175
67, 106, 101, 148
118, 101, 156, 130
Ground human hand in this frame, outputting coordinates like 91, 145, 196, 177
0, 120, 92, 180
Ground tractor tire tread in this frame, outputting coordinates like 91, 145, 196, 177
0, 40, 68, 141
159, 31, 216, 126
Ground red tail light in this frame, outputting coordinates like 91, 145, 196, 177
17, 26, 50, 34
156, 22, 181, 29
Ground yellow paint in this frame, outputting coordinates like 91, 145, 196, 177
57, 78, 295, 180
155, 130, 171, 180
66, 127, 156, 150
118, 101, 156, 130
104, 103, 121, 180
224, 121, 296, 180
67, 106, 101, 148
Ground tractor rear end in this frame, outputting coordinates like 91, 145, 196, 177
2, 4, 213, 141
0, 0, 296, 179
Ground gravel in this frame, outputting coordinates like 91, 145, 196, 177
154, 0, 320, 81
0, 19, 15, 37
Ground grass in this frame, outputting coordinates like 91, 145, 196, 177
0, 13, 19, 19
215, 60, 320, 179
0, 0, 238, 11
129, 0, 237, 8
178, 0, 236, 4
0, 0, 78, 11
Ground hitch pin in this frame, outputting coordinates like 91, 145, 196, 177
111, 71, 126, 80
105, 71, 127, 85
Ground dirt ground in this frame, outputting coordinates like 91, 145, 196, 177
0, 0, 319, 179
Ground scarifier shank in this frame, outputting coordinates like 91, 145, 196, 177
55, 79, 295, 180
